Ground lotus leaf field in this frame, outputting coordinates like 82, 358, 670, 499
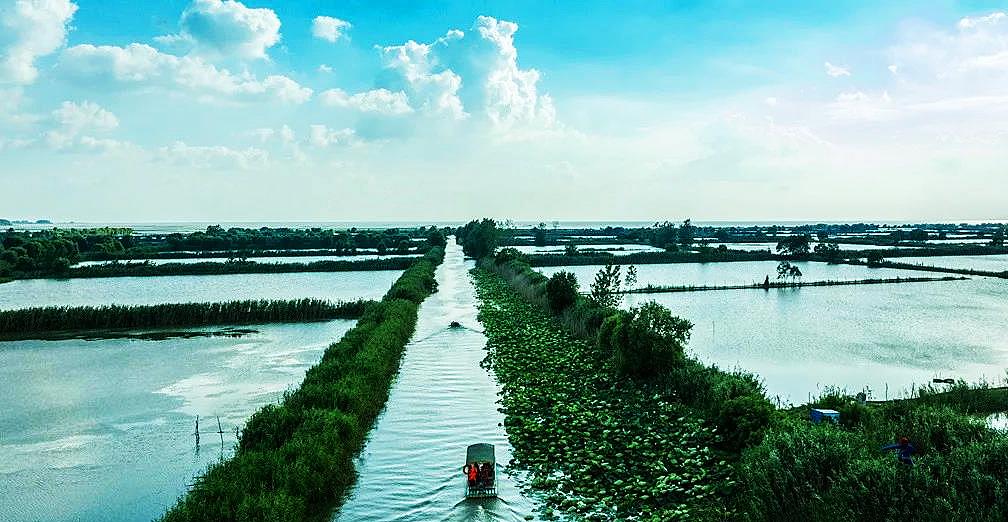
473, 270, 732, 520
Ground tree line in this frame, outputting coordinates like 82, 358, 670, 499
0, 299, 372, 340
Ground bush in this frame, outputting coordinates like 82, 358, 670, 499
596, 311, 626, 355
495, 247, 526, 265
545, 271, 578, 314
613, 302, 692, 378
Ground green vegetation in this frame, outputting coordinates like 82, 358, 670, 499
545, 271, 578, 314
0, 225, 448, 279
456, 218, 499, 259
159, 247, 444, 522
0, 299, 372, 341
473, 237, 1008, 521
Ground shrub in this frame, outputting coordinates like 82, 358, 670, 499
495, 247, 526, 265
545, 271, 578, 314
613, 301, 692, 378
596, 311, 626, 355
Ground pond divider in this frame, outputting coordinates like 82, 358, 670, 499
618, 275, 968, 294
159, 246, 444, 522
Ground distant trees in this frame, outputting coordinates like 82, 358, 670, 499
992, 227, 1005, 247
533, 226, 547, 247
458, 219, 499, 259
564, 243, 579, 256
866, 251, 885, 267
813, 242, 842, 263
546, 271, 579, 314
776, 234, 812, 257
678, 219, 695, 249
589, 264, 622, 309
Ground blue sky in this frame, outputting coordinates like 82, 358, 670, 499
2, 0, 1008, 222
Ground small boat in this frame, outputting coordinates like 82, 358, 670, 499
462, 443, 497, 499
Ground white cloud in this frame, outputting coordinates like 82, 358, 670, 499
0, 0, 78, 84
156, 0, 281, 60
375, 16, 556, 131
320, 87, 413, 114
764, 96, 778, 106
59, 43, 312, 103
158, 140, 268, 169
957, 12, 1006, 30
308, 124, 355, 147
888, 64, 899, 74
45, 100, 119, 149
311, 16, 351, 43
318, 63, 332, 73
824, 61, 850, 77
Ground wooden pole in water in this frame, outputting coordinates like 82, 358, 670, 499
217, 416, 224, 446
194, 415, 200, 446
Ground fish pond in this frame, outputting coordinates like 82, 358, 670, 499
540, 263, 1008, 404
0, 270, 403, 309
0, 320, 355, 522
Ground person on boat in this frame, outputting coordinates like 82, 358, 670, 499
881, 436, 915, 466
479, 462, 493, 488
464, 464, 478, 488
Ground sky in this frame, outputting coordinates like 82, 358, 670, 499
1, 0, 1007, 223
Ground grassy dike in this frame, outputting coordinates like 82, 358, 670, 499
0, 299, 373, 341
159, 246, 444, 522
476, 257, 1008, 521
473, 268, 737, 520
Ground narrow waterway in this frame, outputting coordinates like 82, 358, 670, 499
334, 238, 540, 522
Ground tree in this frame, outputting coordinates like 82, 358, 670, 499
788, 264, 803, 283
776, 234, 811, 257
776, 261, 792, 281
546, 271, 579, 314
533, 227, 546, 247
814, 241, 841, 263
564, 243, 579, 256
589, 264, 622, 309
625, 265, 638, 290
495, 247, 525, 265
613, 302, 693, 378
992, 227, 1005, 247
866, 251, 885, 267
458, 219, 498, 259
678, 219, 695, 249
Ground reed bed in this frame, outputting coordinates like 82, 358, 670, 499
0, 299, 372, 340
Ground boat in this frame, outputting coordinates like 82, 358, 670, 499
462, 443, 497, 498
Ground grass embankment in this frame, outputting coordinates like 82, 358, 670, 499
23, 257, 416, 280
477, 256, 1008, 521
527, 250, 777, 267
854, 259, 1008, 279
0, 299, 371, 341
475, 261, 767, 520
623, 275, 968, 294
84, 248, 419, 262
159, 246, 444, 522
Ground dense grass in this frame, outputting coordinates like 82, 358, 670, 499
477, 252, 1008, 521
0, 299, 372, 340
48, 257, 416, 279
624, 275, 968, 294
159, 246, 444, 522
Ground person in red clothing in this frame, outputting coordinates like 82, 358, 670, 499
464, 464, 478, 489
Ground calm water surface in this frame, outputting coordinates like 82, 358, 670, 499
0, 320, 354, 522
541, 263, 1007, 404
74, 254, 421, 267
334, 238, 540, 522
889, 254, 1008, 272
0, 271, 402, 308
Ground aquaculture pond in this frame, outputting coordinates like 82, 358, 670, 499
334, 239, 539, 522
621, 277, 1008, 404
503, 244, 664, 256
0, 320, 355, 522
0, 270, 403, 309
539, 261, 928, 291
73, 253, 421, 267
